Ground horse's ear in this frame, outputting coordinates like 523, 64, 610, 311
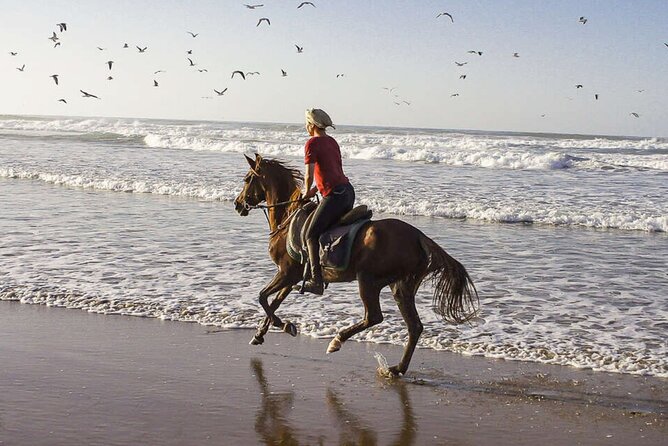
244, 154, 255, 169
254, 153, 263, 166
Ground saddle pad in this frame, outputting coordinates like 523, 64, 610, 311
319, 218, 371, 271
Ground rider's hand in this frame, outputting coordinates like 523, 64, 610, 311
303, 187, 318, 199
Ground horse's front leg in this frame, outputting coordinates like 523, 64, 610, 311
251, 286, 296, 345
250, 272, 296, 345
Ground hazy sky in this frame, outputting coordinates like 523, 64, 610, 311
1, 0, 667, 136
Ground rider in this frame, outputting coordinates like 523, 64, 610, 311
298, 108, 355, 295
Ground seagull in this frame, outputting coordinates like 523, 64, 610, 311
636, 89, 645, 93
187, 31, 199, 38
9, 51, 18, 56
257, 18, 270, 26
137, 46, 147, 53
214, 88, 228, 96
436, 12, 454, 22
575, 84, 583, 89
579, 16, 588, 25
106, 60, 114, 70
454, 61, 467, 66
154, 70, 165, 74
49, 32, 59, 43
394, 102, 401, 106
295, 44, 303, 53
80, 89, 100, 99
50, 74, 59, 85
58, 98, 67, 104
107, 76, 113, 80
664, 43, 668, 48
594, 94, 599, 100
97, 47, 106, 51
197, 68, 208, 72
467, 50, 483, 55
451, 93, 459, 97
298, 1, 315, 7
244, 4, 263, 8
246, 71, 260, 76
57, 23, 67, 32
513, 52, 520, 57
231, 70, 246, 80
630, 112, 639, 118
16, 64, 25, 72
540, 114, 546, 118
336, 73, 345, 78
123, 43, 129, 48
402, 100, 411, 105
53, 42, 61, 48
281, 69, 288, 77
153, 79, 159, 87
187, 58, 196, 66
459, 74, 467, 79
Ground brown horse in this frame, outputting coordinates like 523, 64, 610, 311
234, 153, 478, 375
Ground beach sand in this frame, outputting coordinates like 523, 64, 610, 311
0, 301, 665, 446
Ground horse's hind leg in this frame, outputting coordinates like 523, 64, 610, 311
388, 279, 424, 376
327, 273, 383, 354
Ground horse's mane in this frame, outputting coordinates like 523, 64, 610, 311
259, 158, 304, 214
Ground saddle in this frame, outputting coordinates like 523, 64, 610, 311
286, 202, 372, 271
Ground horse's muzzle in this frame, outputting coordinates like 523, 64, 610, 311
234, 199, 249, 216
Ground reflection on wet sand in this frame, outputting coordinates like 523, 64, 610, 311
251, 358, 417, 445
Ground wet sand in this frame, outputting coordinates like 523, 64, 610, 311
0, 301, 665, 446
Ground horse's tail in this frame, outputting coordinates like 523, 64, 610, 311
419, 234, 479, 324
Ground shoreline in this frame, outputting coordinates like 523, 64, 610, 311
1, 301, 665, 445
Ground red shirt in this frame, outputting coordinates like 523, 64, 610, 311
304, 135, 349, 197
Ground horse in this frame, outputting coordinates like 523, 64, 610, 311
234, 153, 478, 376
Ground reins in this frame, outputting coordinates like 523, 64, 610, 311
242, 197, 311, 234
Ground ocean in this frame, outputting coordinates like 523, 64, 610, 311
0, 115, 666, 377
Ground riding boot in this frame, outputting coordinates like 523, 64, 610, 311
300, 239, 324, 295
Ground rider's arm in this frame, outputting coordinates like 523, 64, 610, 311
303, 163, 318, 198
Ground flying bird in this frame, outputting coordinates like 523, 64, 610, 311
336, 73, 345, 78
80, 90, 100, 99
57, 23, 67, 32
48, 32, 59, 42
97, 47, 106, 51
106, 60, 114, 70
295, 44, 303, 53
402, 100, 411, 105
246, 71, 260, 76
382, 87, 396, 93
630, 112, 640, 118
459, 74, 467, 79
467, 50, 483, 55
186, 49, 193, 54
9, 51, 18, 56
257, 18, 270, 26
214, 88, 228, 96
53, 42, 61, 48
153, 80, 159, 87
187, 58, 196, 66
436, 12, 454, 22
197, 68, 208, 72
187, 31, 199, 38
594, 94, 599, 100
16, 64, 25, 72
513, 52, 520, 57
454, 61, 467, 66
579, 16, 588, 25
281, 69, 288, 77
154, 70, 165, 74
298, 1, 315, 7
451, 93, 459, 97
575, 84, 583, 89
137, 46, 147, 53
123, 43, 129, 48
231, 70, 246, 80
665, 43, 668, 48
107, 76, 113, 80
58, 98, 67, 104
244, 4, 263, 8
50, 74, 59, 85
636, 89, 645, 93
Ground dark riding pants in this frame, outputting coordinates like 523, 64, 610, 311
305, 183, 355, 275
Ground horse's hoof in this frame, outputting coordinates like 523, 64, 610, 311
283, 322, 297, 337
388, 366, 404, 377
326, 336, 342, 354
249, 335, 264, 345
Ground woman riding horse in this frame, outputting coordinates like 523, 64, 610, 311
298, 108, 355, 295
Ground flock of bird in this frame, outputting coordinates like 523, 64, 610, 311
6, 6, 667, 119
7, 2, 323, 104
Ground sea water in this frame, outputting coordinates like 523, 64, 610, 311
1, 115, 666, 377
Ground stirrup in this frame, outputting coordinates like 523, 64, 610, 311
293, 279, 324, 295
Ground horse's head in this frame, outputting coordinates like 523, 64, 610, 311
234, 153, 267, 216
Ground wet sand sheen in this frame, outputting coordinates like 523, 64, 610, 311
0, 302, 665, 445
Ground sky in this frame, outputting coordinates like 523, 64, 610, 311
1, 0, 667, 137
